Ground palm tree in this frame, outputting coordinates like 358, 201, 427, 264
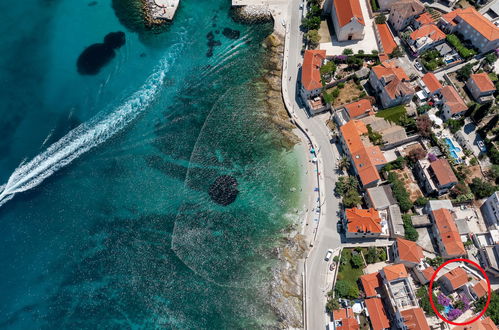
338, 156, 350, 172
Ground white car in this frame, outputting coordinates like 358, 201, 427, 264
325, 249, 333, 262
414, 61, 423, 71
478, 141, 486, 152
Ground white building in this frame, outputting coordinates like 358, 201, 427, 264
388, 0, 425, 31
481, 192, 499, 227
331, 0, 365, 41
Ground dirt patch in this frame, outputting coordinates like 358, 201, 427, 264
327, 80, 365, 107
392, 168, 424, 202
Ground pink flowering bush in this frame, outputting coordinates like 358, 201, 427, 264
438, 293, 451, 307
447, 308, 463, 321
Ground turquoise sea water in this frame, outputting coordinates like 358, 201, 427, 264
0, 0, 301, 328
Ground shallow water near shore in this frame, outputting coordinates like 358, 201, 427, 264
0, 0, 303, 328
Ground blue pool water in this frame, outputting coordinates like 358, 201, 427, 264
444, 305, 451, 314
445, 138, 462, 161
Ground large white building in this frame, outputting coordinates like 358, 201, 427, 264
481, 192, 499, 227
331, 0, 365, 41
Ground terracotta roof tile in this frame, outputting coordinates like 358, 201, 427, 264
377, 23, 398, 54
410, 24, 446, 41
473, 279, 488, 298
432, 208, 466, 257
334, 0, 365, 27
416, 12, 434, 25
346, 208, 382, 234
333, 308, 360, 330
430, 158, 458, 186
422, 72, 443, 93
443, 7, 499, 41
372, 60, 414, 100
453, 317, 499, 330
470, 73, 496, 93
442, 267, 469, 290
365, 298, 390, 330
400, 307, 430, 330
302, 50, 326, 91
389, 0, 425, 22
360, 272, 382, 297
345, 99, 372, 118
396, 238, 424, 263
422, 266, 435, 280
340, 120, 387, 186
382, 263, 408, 281
440, 85, 467, 114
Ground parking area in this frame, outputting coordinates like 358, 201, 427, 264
457, 119, 487, 158
319, 0, 378, 55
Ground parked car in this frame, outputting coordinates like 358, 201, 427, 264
414, 61, 423, 71
478, 140, 487, 152
325, 249, 333, 262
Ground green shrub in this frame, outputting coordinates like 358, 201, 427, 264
335, 280, 359, 299
388, 172, 414, 212
402, 214, 419, 241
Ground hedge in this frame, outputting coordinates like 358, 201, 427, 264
446, 34, 477, 59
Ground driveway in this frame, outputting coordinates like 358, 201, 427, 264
458, 119, 487, 158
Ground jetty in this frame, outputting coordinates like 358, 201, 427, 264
231, 0, 288, 36
144, 0, 179, 23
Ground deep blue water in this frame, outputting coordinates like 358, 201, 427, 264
0, 0, 301, 328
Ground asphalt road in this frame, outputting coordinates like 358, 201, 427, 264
284, 2, 343, 329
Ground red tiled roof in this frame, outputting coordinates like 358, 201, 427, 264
396, 238, 424, 263
345, 99, 372, 118
430, 158, 458, 186
346, 208, 382, 234
443, 7, 499, 41
440, 85, 468, 114
360, 272, 382, 297
400, 307, 430, 330
334, 0, 365, 27
432, 208, 466, 257
340, 120, 387, 186
302, 50, 326, 91
453, 317, 499, 330
470, 73, 496, 93
382, 263, 408, 281
333, 308, 360, 330
372, 60, 415, 100
410, 24, 446, 41
416, 12, 434, 25
422, 266, 435, 281
473, 279, 488, 298
389, 0, 425, 22
377, 24, 398, 54
365, 298, 390, 330
442, 267, 469, 290
422, 72, 442, 93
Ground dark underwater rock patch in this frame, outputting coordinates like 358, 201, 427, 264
88, 1, 97, 6
77, 31, 125, 75
206, 31, 222, 57
208, 175, 239, 206
222, 28, 240, 40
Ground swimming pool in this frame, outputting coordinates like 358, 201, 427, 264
445, 138, 462, 161
444, 305, 451, 314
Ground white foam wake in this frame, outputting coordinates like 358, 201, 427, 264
0, 45, 181, 207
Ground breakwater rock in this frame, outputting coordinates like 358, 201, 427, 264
230, 5, 273, 24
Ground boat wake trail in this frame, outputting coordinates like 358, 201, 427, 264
0, 45, 182, 207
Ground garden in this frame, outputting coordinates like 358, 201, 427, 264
324, 80, 367, 108
446, 34, 477, 60
435, 292, 472, 321
334, 248, 365, 299
375, 105, 407, 124
419, 49, 445, 72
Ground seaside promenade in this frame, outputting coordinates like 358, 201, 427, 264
279, 1, 343, 329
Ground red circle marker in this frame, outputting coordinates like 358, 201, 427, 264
428, 258, 491, 326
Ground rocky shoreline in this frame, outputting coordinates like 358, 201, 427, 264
230, 5, 274, 24
259, 33, 308, 329
260, 34, 301, 149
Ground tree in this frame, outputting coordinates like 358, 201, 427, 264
446, 118, 464, 134
416, 114, 432, 137
367, 124, 383, 145
485, 52, 497, 65
414, 197, 428, 207
351, 254, 364, 268
305, 30, 321, 49
375, 15, 386, 24
343, 48, 354, 55
407, 148, 427, 162
302, 16, 321, 31
338, 156, 350, 172
347, 56, 363, 69
469, 178, 498, 199
457, 63, 473, 81
388, 172, 414, 212
320, 61, 336, 80
334, 280, 359, 299
417, 286, 443, 316
389, 46, 404, 58
326, 296, 340, 313
343, 188, 362, 208
486, 164, 499, 183
365, 247, 377, 264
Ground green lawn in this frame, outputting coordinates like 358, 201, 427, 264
337, 249, 364, 287
375, 105, 407, 124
